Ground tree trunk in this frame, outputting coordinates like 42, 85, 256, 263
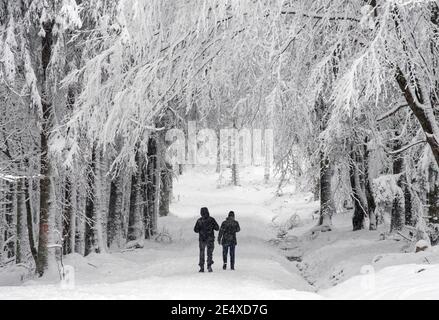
396, 69, 439, 168
404, 185, 413, 226
16, 178, 24, 264
428, 163, 439, 223
316, 94, 334, 230
128, 150, 143, 241
349, 146, 367, 231
364, 138, 377, 230
319, 152, 334, 230
73, 187, 86, 255
107, 175, 124, 249
5, 181, 15, 259
84, 146, 96, 256
93, 150, 107, 252
24, 175, 37, 265
154, 142, 161, 228
390, 141, 406, 232
145, 137, 159, 237
159, 162, 173, 217
392, 7, 439, 167
62, 177, 72, 255
231, 163, 239, 186
36, 21, 54, 277
0, 181, 4, 265
141, 156, 151, 239
313, 176, 320, 201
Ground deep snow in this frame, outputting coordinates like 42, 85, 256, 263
0, 166, 438, 299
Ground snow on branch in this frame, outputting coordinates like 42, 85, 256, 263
376, 103, 409, 122
386, 140, 427, 155
280, 10, 360, 23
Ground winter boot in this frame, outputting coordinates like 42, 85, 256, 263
207, 266, 213, 272
199, 266, 204, 273
223, 263, 227, 270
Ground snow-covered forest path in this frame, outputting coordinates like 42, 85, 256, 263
0, 168, 321, 299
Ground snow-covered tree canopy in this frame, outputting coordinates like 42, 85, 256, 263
1, 0, 439, 279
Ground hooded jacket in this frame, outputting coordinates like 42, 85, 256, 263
194, 207, 219, 242
218, 213, 240, 246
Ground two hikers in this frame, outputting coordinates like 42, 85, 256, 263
194, 207, 240, 272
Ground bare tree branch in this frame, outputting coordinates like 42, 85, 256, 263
386, 140, 427, 155
376, 104, 408, 122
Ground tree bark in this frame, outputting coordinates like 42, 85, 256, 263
141, 157, 151, 239
390, 141, 406, 232
36, 21, 54, 277
62, 177, 72, 255
145, 137, 159, 237
24, 175, 37, 265
395, 66, 439, 167
428, 164, 439, 223
159, 162, 173, 217
319, 152, 334, 230
84, 146, 97, 256
4, 181, 15, 259
15, 178, 24, 264
107, 175, 124, 249
128, 150, 143, 241
364, 139, 377, 230
349, 146, 367, 231
315, 94, 334, 230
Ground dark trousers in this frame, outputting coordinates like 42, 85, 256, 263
222, 244, 235, 268
199, 240, 214, 267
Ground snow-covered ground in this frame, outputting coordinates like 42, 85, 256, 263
0, 166, 439, 299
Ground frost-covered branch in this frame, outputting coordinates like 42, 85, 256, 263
386, 140, 427, 155
376, 103, 408, 122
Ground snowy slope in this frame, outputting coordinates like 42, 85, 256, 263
322, 263, 439, 299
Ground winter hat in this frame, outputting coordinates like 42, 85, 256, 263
228, 211, 235, 218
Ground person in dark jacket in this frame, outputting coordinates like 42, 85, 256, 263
218, 211, 240, 270
194, 207, 219, 272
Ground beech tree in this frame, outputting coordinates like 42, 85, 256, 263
1, 0, 439, 278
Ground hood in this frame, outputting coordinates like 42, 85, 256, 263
227, 211, 235, 220
200, 207, 210, 218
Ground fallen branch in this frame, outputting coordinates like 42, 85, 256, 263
397, 231, 413, 242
